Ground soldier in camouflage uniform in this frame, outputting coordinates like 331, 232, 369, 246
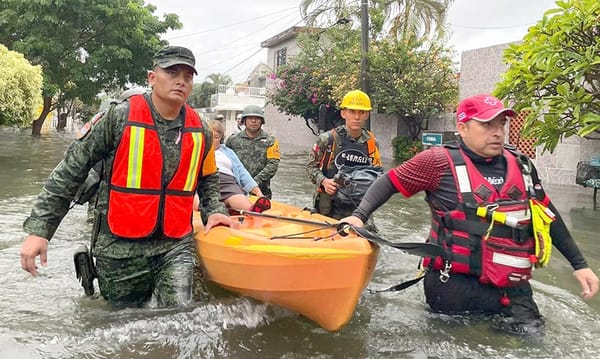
20, 46, 235, 308
225, 105, 280, 199
307, 90, 383, 222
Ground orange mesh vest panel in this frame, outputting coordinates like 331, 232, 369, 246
107, 95, 204, 239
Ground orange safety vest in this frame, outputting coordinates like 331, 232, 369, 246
107, 95, 205, 240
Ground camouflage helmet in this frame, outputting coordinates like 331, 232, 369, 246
241, 105, 265, 124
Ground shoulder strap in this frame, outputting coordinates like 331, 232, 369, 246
365, 130, 377, 155
443, 140, 460, 149
513, 150, 546, 200
446, 146, 477, 208
319, 130, 336, 171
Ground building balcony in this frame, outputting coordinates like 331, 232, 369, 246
210, 84, 266, 111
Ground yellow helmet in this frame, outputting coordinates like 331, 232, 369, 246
340, 90, 372, 111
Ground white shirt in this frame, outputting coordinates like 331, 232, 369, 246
215, 147, 235, 177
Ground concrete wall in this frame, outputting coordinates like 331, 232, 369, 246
535, 136, 600, 186
263, 104, 318, 154
459, 43, 512, 98
369, 113, 402, 161
265, 102, 405, 162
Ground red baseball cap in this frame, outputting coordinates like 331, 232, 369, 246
456, 94, 516, 123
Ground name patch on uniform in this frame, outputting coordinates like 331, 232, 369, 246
266, 139, 281, 160
77, 111, 105, 140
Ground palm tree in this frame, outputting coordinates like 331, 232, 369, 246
381, 0, 450, 39
300, 0, 452, 40
205, 73, 232, 92
300, 0, 358, 27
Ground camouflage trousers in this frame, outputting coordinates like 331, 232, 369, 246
95, 240, 195, 308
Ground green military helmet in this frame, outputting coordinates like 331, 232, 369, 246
241, 105, 265, 124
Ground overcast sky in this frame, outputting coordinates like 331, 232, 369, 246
146, 0, 558, 84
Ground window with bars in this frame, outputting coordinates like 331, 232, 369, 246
275, 47, 287, 69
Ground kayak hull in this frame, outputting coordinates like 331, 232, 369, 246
194, 202, 379, 331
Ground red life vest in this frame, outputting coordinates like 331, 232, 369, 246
424, 146, 548, 287
107, 95, 205, 240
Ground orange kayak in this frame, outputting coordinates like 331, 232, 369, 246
193, 200, 379, 331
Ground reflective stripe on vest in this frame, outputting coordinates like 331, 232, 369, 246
107, 94, 204, 239
127, 126, 145, 188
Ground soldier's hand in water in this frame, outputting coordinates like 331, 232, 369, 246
20, 235, 49, 276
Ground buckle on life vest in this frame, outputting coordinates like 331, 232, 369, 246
439, 261, 452, 283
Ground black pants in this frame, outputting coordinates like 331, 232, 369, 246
424, 270, 544, 336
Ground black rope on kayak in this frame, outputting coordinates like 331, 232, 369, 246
237, 209, 340, 241
337, 223, 448, 260
269, 226, 339, 241
270, 220, 368, 241
239, 209, 339, 228
367, 270, 428, 294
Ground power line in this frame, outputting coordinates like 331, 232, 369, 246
208, 8, 299, 49
221, 15, 306, 80
221, 48, 265, 76
201, 42, 263, 56
166, 6, 298, 40
448, 22, 535, 30
202, 10, 302, 75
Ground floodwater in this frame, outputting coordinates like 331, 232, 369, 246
1, 128, 599, 358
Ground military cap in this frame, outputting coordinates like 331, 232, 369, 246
152, 46, 197, 74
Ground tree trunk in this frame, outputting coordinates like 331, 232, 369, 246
404, 116, 423, 141
31, 96, 53, 136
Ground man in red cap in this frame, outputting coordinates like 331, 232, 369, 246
342, 93, 599, 336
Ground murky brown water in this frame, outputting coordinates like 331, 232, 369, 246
1, 128, 599, 358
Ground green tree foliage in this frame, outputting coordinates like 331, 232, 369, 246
0, 0, 181, 134
187, 83, 206, 109
370, 37, 457, 139
0, 44, 43, 127
187, 73, 232, 109
392, 135, 423, 163
268, 27, 457, 137
268, 27, 361, 125
377, 0, 451, 39
495, 0, 600, 153
272, 1, 457, 134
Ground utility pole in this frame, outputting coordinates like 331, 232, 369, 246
360, 0, 370, 129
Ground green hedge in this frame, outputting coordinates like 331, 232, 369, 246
392, 136, 423, 163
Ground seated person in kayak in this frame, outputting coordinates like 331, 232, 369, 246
206, 119, 269, 212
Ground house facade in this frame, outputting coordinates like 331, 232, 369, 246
258, 27, 599, 186
260, 26, 405, 158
